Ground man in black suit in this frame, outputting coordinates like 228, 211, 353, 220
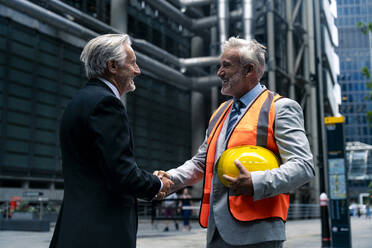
49, 34, 173, 248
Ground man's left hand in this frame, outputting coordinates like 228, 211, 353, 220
222, 159, 254, 196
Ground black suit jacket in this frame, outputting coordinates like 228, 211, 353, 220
50, 79, 161, 248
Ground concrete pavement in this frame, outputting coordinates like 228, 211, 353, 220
0, 217, 371, 248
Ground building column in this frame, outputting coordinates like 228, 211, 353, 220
210, 3, 219, 112
286, 0, 295, 99
303, 0, 319, 204
110, 0, 128, 33
266, 0, 276, 91
191, 36, 206, 197
110, 0, 128, 105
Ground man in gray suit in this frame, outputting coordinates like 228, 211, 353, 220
155, 37, 314, 247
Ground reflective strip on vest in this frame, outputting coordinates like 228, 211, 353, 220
207, 99, 232, 138
199, 100, 233, 228
256, 92, 275, 147
199, 90, 290, 227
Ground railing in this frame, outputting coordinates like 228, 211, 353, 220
138, 199, 321, 220
0, 200, 60, 221
287, 203, 320, 220
0, 199, 321, 221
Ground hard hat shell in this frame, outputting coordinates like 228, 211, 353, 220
217, 145, 280, 186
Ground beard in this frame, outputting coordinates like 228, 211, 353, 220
122, 79, 136, 93
127, 80, 136, 92
221, 71, 243, 96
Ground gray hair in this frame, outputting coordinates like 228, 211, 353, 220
80, 34, 131, 79
222, 37, 266, 79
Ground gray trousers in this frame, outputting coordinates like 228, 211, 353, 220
207, 229, 284, 248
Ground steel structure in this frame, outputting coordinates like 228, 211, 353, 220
0, 0, 341, 204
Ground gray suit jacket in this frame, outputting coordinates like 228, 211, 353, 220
168, 87, 315, 245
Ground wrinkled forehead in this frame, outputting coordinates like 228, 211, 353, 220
220, 48, 240, 64
124, 44, 136, 60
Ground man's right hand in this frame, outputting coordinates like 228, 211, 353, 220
153, 171, 173, 200
153, 170, 171, 180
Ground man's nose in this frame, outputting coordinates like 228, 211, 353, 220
217, 66, 224, 78
134, 64, 141, 75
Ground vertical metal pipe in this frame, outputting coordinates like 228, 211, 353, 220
110, 0, 128, 33
218, 0, 229, 52
211, 2, 223, 111
191, 36, 205, 155
302, 0, 319, 212
243, 0, 253, 40
267, 0, 276, 91
286, 0, 295, 99
314, 0, 331, 246
315, 0, 328, 195
191, 36, 205, 196
305, 0, 320, 203
110, 0, 128, 105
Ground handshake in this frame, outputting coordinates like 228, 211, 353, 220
153, 170, 173, 200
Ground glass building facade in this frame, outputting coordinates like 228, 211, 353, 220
336, 0, 372, 144
345, 141, 372, 202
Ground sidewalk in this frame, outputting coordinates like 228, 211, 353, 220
0, 217, 371, 248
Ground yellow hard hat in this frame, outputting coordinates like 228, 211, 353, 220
217, 145, 280, 186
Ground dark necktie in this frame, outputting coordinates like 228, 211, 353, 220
226, 99, 244, 138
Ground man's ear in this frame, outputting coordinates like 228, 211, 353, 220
107, 60, 117, 74
243, 64, 253, 77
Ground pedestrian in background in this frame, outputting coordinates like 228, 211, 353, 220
162, 192, 179, 231
179, 188, 193, 231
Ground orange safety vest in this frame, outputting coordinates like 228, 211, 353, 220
199, 90, 290, 228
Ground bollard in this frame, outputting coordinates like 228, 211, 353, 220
320, 193, 331, 247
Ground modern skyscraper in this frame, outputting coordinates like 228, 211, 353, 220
336, 0, 372, 144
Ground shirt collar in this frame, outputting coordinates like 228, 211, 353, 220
97, 77, 121, 100
236, 83, 264, 108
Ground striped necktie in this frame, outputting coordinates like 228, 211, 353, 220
226, 99, 244, 138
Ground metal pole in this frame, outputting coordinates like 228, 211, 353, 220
242, 0, 253, 40
286, 0, 295, 99
305, 0, 320, 205
110, 0, 128, 33
217, 0, 229, 52
110, 0, 128, 105
191, 36, 206, 155
267, 0, 276, 91
210, 3, 219, 112
314, 0, 331, 246
191, 36, 206, 195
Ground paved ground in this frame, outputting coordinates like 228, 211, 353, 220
0, 217, 371, 248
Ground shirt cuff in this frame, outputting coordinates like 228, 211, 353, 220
152, 178, 163, 201
158, 177, 163, 193
251, 171, 265, 201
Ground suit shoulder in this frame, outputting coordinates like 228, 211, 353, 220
274, 97, 302, 112
72, 84, 118, 108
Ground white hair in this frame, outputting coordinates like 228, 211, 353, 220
80, 34, 131, 79
222, 37, 266, 79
